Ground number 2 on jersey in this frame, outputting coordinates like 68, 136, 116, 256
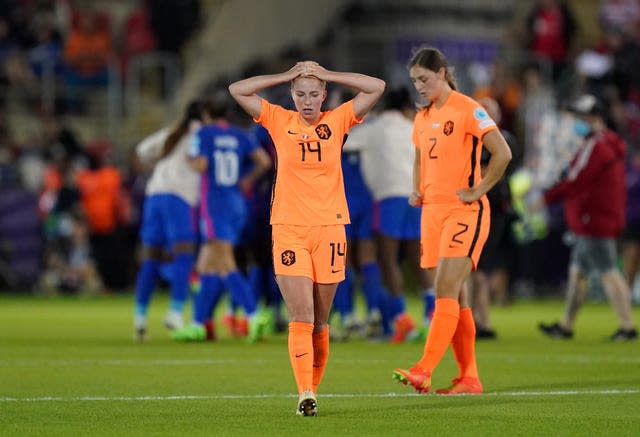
428, 137, 438, 159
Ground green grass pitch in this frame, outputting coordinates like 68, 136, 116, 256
0, 293, 639, 436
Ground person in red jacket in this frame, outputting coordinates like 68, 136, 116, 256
538, 94, 637, 340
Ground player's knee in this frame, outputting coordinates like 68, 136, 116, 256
435, 275, 465, 296
142, 246, 165, 262
172, 241, 195, 255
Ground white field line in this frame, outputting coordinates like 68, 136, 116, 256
1, 389, 639, 403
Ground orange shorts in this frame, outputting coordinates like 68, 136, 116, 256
420, 199, 490, 270
272, 224, 347, 283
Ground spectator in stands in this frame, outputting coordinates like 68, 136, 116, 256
63, 9, 113, 111
599, 0, 640, 40
525, 0, 577, 81
28, 23, 63, 80
120, 0, 157, 82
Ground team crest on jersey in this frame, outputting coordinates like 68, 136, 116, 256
315, 124, 332, 140
281, 250, 296, 266
443, 120, 454, 136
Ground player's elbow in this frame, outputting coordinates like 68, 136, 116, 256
228, 82, 242, 100
372, 78, 386, 95
503, 146, 513, 164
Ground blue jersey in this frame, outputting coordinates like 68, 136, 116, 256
342, 151, 374, 240
191, 123, 259, 197
342, 151, 370, 198
190, 122, 259, 243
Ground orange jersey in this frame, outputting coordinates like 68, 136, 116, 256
75, 167, 121, 234
64, 30, 112, 75
255, 99, 362, 225
413, 91, 497, 204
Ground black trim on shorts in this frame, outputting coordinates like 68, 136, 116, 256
270, 150, 278, 215
468, 136, 479, 188
467, 198, 484, 259
466, 135, 482, 258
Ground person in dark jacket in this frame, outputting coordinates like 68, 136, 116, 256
538, 94, 637, 340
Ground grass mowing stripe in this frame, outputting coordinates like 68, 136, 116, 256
2, 354, 640, 366
2, 388, 638, 402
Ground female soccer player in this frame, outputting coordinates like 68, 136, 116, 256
392, 47, 511, 394
171, 96, 272, 343
133, 100, 202, 341
229, 61, 384, 415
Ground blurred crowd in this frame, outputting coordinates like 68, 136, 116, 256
1, 0, 639, 319
0, 0, 199, 292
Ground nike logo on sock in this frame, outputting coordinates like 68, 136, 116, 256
331, 269, 342, 273
295, 353, 309, 358
287, 130, 299, 134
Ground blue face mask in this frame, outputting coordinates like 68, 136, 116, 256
573, 118, 591, 137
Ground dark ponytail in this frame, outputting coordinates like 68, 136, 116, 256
162, 100, 202, 158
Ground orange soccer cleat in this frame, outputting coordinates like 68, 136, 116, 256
435, 376, 483, 395
391, 313, 417, 343
392, 366, 432, 393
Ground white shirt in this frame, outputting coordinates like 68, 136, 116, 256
136, 122, 201, 206
345, 110, 415, 200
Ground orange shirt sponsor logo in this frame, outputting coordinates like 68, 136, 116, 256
412, 91, 497, 204
256, 99, 362, 225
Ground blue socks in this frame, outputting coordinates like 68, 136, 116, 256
334, 267, 355, 318
223, 270, 257, 317
169, 253, 194, 313
194, 274, 224, 324
422, 288, 436, 325
134, 259, 160, 317
360, 262, 386, 314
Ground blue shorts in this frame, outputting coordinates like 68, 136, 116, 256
373, 197, 421, 240
200, 192, 248, 244
346, 191, 374, 240
140, 194, 196, 248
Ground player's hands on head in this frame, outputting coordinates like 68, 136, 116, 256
303, 62, 329, 80
287, 62, 309, 79
289, 61, 328, 82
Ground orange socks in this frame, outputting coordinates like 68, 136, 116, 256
417, 298, 460, 373
312, 325, 329, 393
288, 321, 314, 394
451, 307, 479, 379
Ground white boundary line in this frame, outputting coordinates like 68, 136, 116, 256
1, 389, 638, 402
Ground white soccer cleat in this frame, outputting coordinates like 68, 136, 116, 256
296, 390, 318, 417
